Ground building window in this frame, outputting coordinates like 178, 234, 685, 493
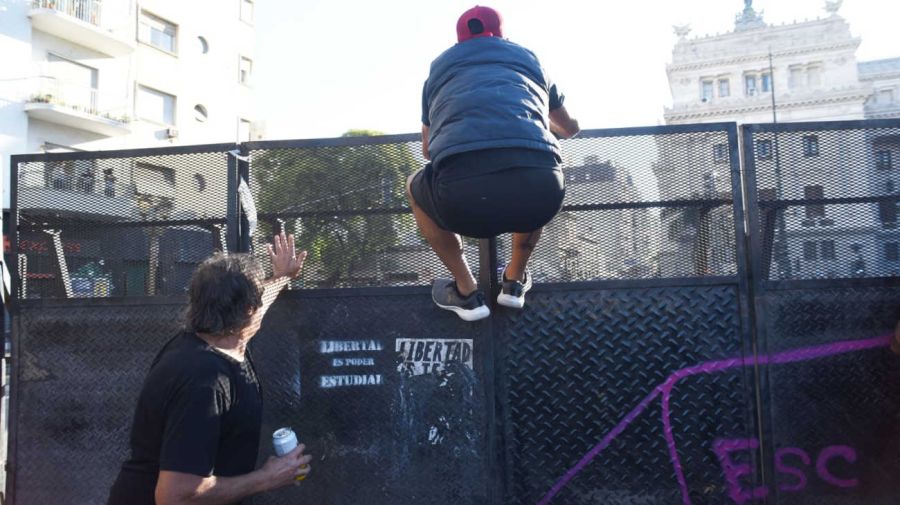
198, 36, 209, 54
193, 104, 208, 122
240, 0, 254, 23
876, 150, 893, 170
238, 118, 252, 142
47, 54, 98, 113
134, 163, 176, 201
744, 74, 757, 96
193, 174, 207, 192
879, 89, 895, 105
807, 64, 822, 88
761, 72, 772, 93
885, 242, 900, 262
820, 240, 836, 260
718, 79, 730, 98
139, 11, 177, 54
756, 139, 773, 160
239, 56, 253, 85
879, 200, 898, 226
713, 144, 728, 163
887, 180, 895, 193
804, 185, 825, 219
803, 241, 818, 261
701, 80, 714, 102
137, 85, 176, 125
789, 66, 804, 89
803, 135, 819, 157
43, 160, 96, 193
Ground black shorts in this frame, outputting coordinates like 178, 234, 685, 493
409, 148, 565, 238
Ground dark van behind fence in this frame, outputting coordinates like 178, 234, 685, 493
6, 120, 900, 505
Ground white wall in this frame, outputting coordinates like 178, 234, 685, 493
0, 0, 258, 210
134, 0, 256, 145
0, 0, 35, 209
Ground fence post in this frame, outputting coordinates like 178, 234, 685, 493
226, 150, 240, 254
238, 146, 252, 253
478, 238, 498, 303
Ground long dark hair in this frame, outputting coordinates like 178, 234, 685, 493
185, 253, 264, 336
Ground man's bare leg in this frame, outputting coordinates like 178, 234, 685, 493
505, 229, 542, 281
406, 173, 478, 296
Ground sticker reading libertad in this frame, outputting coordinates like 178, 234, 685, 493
396, 338, 473, 376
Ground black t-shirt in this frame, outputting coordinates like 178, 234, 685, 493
107, 332, 263, 505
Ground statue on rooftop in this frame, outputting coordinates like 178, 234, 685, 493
673, 24, 691, 39
735, 0, 765, 31
825, 0, 843, 15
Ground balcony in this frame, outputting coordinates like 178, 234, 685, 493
29, 0, 135, 56
24, 77, 131, 136
18, 165, 136, 219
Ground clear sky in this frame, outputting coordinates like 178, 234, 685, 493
254, 0, 900, 140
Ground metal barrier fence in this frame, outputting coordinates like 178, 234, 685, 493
5, 120, 900, 505
742, 120, 900, 505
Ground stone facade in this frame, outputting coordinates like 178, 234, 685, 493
659, 2, 900, 280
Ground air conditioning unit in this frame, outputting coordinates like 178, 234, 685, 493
166, 127, 179, 139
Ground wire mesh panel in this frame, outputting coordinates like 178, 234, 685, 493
13, 146, 235, 299
513, 126, 739, 283
245, 136, 485, 289
744, 121, 900, 281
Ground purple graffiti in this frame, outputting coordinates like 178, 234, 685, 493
712, 440, 858, 498
537, 334, 889, 505
775, 447, 811, 492
816, 445, 859, 489
711, 438, 769, 504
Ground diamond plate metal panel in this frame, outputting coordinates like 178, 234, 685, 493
239, 292, 491, 505
759, 287, 900, 505
12, 291, 493, 505
496, 285, 755, 505
12, 301, 184, 505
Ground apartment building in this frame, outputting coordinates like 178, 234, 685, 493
0, 0, 260, 210
0, 0, 260, 297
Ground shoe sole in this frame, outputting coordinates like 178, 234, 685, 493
497, 293, 526, 309
433, 300, 491, 321
497, 274, 533, 309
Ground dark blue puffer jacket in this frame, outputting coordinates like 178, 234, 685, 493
422, 36, 561, 167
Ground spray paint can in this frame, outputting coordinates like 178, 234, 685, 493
272, 427, 307, 481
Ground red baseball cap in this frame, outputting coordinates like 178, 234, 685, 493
456, 6, 504, 43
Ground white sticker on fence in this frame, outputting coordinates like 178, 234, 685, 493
237, 178, 258, 237
396, 338, 474, 376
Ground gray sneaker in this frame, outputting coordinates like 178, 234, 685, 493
431, 279, 490, 321
497, 269, 533, 309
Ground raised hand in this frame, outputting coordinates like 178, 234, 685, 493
267, 233, 307, 279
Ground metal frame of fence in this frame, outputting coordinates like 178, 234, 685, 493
742, 119, 900, 503
4, 119, 900, 504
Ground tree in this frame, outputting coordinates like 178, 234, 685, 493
252, 130, 419, 287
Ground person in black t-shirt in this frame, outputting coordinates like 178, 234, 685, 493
107, 233, 311, 505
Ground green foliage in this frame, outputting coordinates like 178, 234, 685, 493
253, 130, 419, 287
